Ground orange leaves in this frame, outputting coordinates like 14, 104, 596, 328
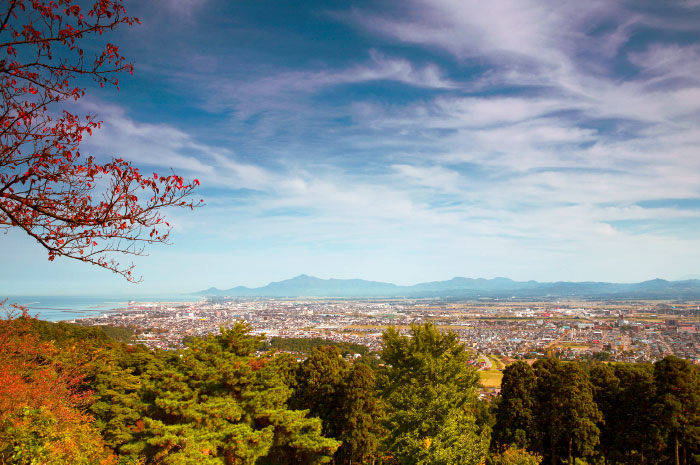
133, 419, 145, 433
0, 311, 117, 464
0, 316, 79, 418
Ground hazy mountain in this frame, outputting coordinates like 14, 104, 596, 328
196, 276, 700, 299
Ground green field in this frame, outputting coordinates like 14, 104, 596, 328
479, 369, 503, 388
487, 354, 505, 370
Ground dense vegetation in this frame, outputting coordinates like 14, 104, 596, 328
492, 357, 700, 465
1, 310, 699, 465
262, 337, 369, 356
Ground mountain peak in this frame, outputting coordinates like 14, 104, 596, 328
195, 276, 700, 299
288, 274, 319, 282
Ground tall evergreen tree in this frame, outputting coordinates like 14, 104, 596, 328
379, 323, 488, 465
336, 363, 386, 465
653, 356, 700, 465
290, 345, 349, 440
533, 359, 601, 465
493, 361, 537, 450
290, 345, 387, 464
614, 363, 657, 464
589, 363, 620, 464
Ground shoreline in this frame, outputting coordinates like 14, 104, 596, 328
1, 295, 206, 322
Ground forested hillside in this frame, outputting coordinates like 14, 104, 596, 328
1, 309, 698, 465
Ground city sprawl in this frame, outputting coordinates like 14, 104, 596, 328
73, 298, 700, 364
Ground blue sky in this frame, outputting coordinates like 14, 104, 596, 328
3, 0, 700, 295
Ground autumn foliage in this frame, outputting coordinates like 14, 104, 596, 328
0, 0, 200, 281
0, 305, 115, 463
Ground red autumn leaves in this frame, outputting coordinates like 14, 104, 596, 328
0, 0, 201, 281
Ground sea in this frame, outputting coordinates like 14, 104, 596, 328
1, 295, 205, 322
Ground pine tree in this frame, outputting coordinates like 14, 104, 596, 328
117, 323, 339, 464
290, 345, 349, 439
336, 363, 386, 465
613, 363, 657, 464
493, 361, 537, 450
379, 323, 488, 465
589, 363, 619, 464
653, 356, 700, 465
533, 359, 601, 465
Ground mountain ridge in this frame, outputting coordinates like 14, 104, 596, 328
195, 275, 700, 299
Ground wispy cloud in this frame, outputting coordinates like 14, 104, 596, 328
77, 101, 272, 191
195, 50, 455, 121
9, 0, 700, 294
244, 50, 456, 95
154, 0, 208, 18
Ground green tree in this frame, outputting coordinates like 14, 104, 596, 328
589, 363, 620, 464
291, 346, 386, 465
118, 323, 339, 464
493, 361, 537, 450
379, 323, 488, 465
653, 356, 700, 465
533, 359, 601, 465
290, 345, 349, 439
591, 363, 658, 465
614, 363, 658, 464
335, 363, 386, 465
267, 351, 299, 390
87, 343, 159, 461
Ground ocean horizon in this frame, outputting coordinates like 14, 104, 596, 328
1, 294, 204, 322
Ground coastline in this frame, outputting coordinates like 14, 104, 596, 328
1, 295, 205, 322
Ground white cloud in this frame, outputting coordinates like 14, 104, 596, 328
77, 101, 273, 191
155, 0, 207, 18
392, 164, 461, 192
197, 50, 455, 120
50, 2, 700, 287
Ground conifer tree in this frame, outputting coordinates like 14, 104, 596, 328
291, 346, 387, 465
290, 345, 349, 439
533, 359, 601, 465
493, 361, 537, 450
336, 363, 386, 465
653, 356, 700, 465
117, 323, 339, 464
613, 363, 657, 464
589, 363, 620, 464
379, 323, 488, 465
590, 363, 658, 465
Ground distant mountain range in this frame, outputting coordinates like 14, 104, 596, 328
195, 275, 700, 299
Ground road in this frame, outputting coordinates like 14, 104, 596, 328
478, 353, 493, 369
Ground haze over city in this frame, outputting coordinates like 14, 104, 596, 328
3, 0, 700, 295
